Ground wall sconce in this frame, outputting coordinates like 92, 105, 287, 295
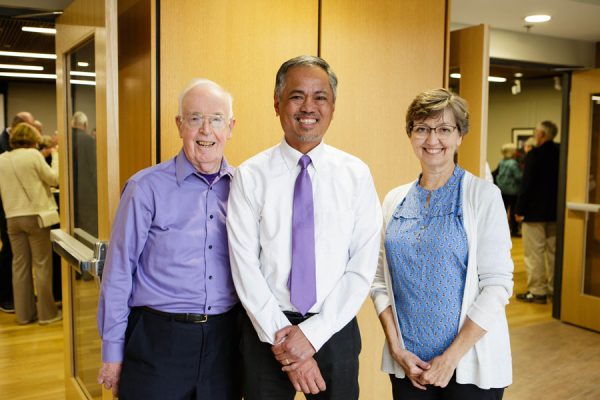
511, 79, 521, 95
554, 76, 562, 91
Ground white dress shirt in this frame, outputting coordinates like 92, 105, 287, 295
227, 139, 382, 351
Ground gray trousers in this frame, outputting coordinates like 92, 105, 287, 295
7, 215, 58, 323
522, 222, 556, 296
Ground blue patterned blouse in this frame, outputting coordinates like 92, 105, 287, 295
385, 165, 468, 362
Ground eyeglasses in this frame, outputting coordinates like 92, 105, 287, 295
179, 113, 228, 131
410, 124, 458, 139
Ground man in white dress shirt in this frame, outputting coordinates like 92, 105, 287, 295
227, 55, 382, 399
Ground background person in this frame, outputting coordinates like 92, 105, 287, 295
0, 122, 60, 325
515, 121, 560, 304
227, 55, 382, 399
97, 79, 241, 400
496, 143, 522, 236
371, 88, 513, 399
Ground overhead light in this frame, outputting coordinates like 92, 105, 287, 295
0, 63, 43, 71
449, 73, 506, 82
70, 71, 96, 77
0, 50, 56, 60
22, 26, 56, 35
512, 80, 522, 95
70, 79, 96, 86
77, 62, 89, 67
0, 72, 55, 79
524, 15, 551, 23
591, 95, 600, 103
514, 72, 523, 78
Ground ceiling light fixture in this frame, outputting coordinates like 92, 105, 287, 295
524, 15, 551, 23
0, 72, 56, 79
0, 50, 56, 60
514, 72, 523, 78
70, 71, 96, 77
22, 26, 56, 35
70, 79, 96, 86
449, 73, 506, 82
77, 62, 89, 67
0, 64, 43, 71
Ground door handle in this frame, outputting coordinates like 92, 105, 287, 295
566, 202, 600, 213
50, 229, 108, 280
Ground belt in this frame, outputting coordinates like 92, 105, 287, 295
141, 306, 231, 324
283, 311, 316, 324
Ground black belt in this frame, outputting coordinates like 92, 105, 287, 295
283, 311, 316, 324
140, 306, 232, 324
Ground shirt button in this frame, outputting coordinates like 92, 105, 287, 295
208, 306, 212, 310
209, 215, 214, 219
208, 245, 213, 249
209, 275, 213, 280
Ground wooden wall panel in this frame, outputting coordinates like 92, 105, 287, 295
450, 25, 490, 177
320, 1, 448, 397
159, 0, 319, 165
118, 0, 153, 186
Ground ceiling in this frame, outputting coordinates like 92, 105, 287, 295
0, 0, 598, 84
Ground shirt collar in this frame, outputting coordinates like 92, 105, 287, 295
175, 149, 234, 185
279, 138, 325, 172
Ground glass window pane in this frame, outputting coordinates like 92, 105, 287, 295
584, 94, 600, 297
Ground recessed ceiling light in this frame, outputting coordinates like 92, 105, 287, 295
524, 15, 551, 23
0, 50, 56, 59
0, 63, 43, 71
77, 62, 89, 67
514, 72, 523, 78
22, 26, 56, 35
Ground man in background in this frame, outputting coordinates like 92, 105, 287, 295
515, 120, 560, 304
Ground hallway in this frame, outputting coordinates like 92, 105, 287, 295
0, 238, 599, 399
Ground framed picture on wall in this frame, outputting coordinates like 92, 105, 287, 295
512, 128, 535, 151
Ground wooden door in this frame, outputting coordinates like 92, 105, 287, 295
55, 1, 120, 399
562, 68, 600, 332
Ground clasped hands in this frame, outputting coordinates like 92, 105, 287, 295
392, 348, 458, 390
272, 325, 326, 394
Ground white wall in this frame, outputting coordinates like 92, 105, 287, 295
6, 81, 57, 135
487, 78, 562, 169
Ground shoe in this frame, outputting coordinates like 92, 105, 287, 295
516, 291, 547, 304
0, 301, 15, 313
39, 311, 62, 325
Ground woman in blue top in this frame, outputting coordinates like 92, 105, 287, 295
371, 89, 513, 399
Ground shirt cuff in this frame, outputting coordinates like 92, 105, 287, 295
102, 340, 124, 363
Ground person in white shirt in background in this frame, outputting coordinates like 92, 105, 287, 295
227, 55, 382, 399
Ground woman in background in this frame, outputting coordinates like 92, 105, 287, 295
371, 88, 513, 399
0, 123, 60, 325
496, 143, 522, 236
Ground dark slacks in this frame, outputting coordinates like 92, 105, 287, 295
390, 374, 504, 400
241, 312, 361, 400
0, 200, 13, 305
118, 305, 242, 400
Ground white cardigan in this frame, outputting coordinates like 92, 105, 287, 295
370, 171, 513, 389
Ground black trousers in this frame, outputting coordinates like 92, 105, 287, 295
241, 312, 361, 400
390, 374, 504, 400
0, 201, 13, 304
118, 305, 242, 400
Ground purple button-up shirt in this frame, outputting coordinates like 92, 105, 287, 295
97, 150, 238, 362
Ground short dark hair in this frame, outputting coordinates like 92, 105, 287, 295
540, 120, 558, 140
274, 55, 338, 102
405, 88, 469, 136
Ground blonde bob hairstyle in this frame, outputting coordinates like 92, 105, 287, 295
405, 88, 469, 137
9, 122, 40, 149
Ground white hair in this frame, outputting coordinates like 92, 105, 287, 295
178, 78, 234, 119
71, 111, 88, 128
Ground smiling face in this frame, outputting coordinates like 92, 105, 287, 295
274, 65, 335, 154
176, 85, 234, 173
410, 107, 462, 173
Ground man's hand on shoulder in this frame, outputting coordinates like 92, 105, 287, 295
272, 325, 316, 367
98, 362, 122, 397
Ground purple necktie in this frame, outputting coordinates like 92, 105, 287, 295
289, 155, 317, 315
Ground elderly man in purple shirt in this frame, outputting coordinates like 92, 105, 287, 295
97, 78, 241, 400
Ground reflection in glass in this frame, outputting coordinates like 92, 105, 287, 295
69, 40, 98, 238
72, 267, 102, 399
584, 94, 600, 297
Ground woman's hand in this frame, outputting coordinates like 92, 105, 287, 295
391, 348, 430, 390
419, 352, 458, 388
